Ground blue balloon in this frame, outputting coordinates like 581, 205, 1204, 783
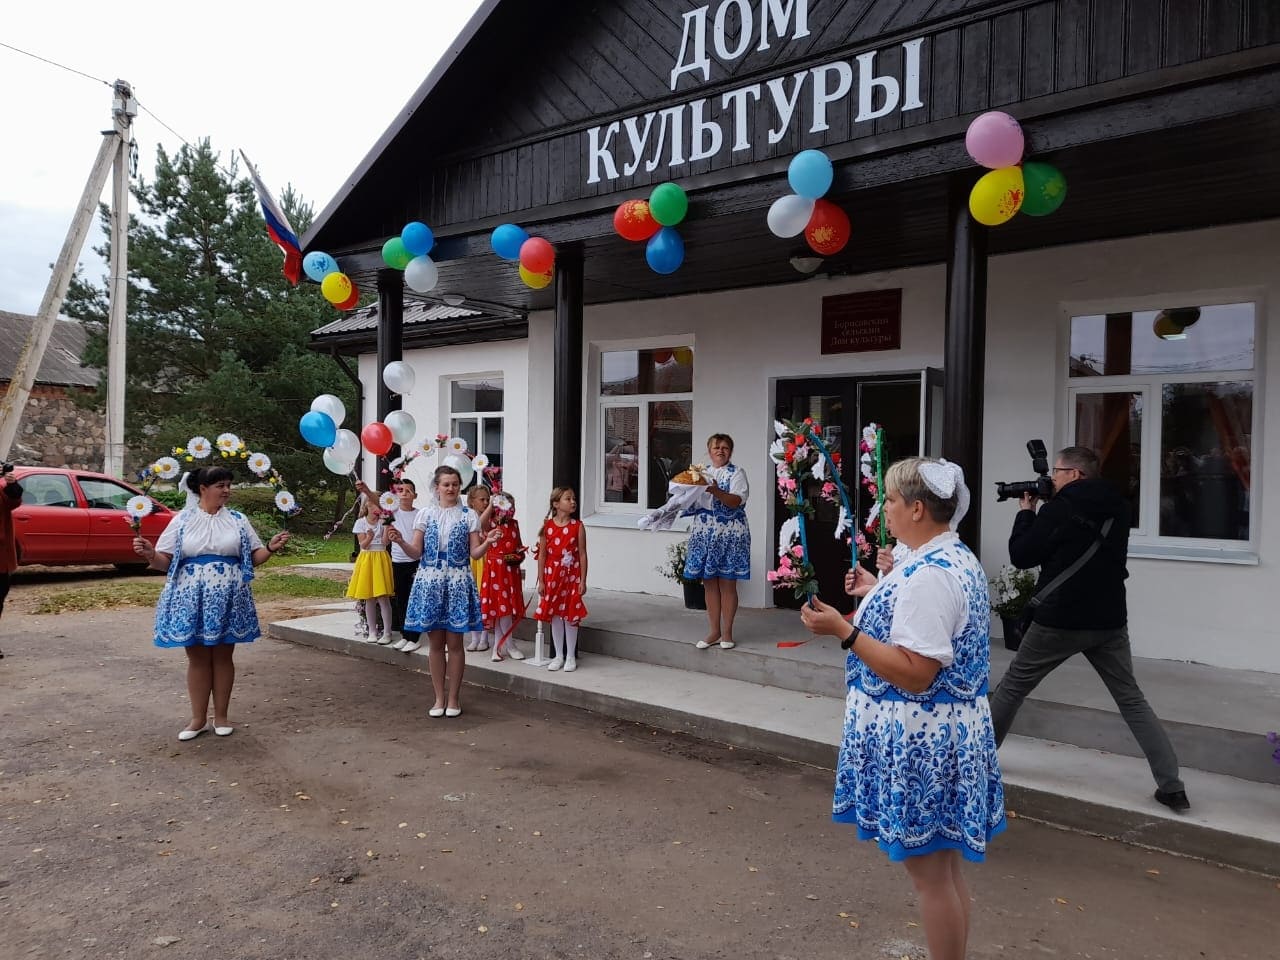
299, 410, 337, 448
788, 149, 834, 200
401, 221, 435, 257
645, 227, 685, 275
490, 223, 529, 261
303, 251, 337, 283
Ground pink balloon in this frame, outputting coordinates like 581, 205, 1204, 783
965, 111, 1025, 169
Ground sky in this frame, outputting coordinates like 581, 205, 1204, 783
0, 0, 486, 316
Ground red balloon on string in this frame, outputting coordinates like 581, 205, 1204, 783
613, 199, 661, 242
519, 237, 556, 274
361, 422, 394, 456
336, 285, 360, 311
804, 199, 851, 256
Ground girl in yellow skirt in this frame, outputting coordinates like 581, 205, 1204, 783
464, 484, 493, 651
347, 496, 395, 645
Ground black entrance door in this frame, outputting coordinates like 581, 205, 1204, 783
773, 373, 940, 611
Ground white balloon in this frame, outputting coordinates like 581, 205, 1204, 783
385, 409, 417, 446
382, 360, 416, 396
767, 194, 816, 239
440, 453, 475, 490
404, 255, 438, 293
310, 393, 346, 428
322, 448, 354, 476
332, 428, 361, 464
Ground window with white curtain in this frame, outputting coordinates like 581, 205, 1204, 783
449, 377, 504, 468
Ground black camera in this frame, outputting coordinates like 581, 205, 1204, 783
0, 461, 14, 476
995, 440, 1055, 502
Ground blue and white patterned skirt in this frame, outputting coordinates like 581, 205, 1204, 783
404, 562, 482, 634
683, 514, 751, 581
154, 555, 260, 648
833, 688, 1006, 863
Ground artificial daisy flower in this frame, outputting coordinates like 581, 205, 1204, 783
274, 491, 296, 513
379, 491, 399, 512
491, 493, 512, 513
247, 452, 272, 476
125, 495, 153, 520
152, 456, 180, 480
187, 436, 212, 459
471, 454, 489, 471
447, 436, 468, 455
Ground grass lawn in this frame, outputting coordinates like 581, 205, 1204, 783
32, 569, 347, 614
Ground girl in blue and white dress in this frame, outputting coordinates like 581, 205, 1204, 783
383, 465, 500, 719
684, 433, 750, 651
132, 466, 289, 742
800, 457, 1004, 960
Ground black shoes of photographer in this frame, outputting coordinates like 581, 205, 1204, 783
1154, 789, 1191, 813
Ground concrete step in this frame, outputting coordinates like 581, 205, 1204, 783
271, 609, 1280, 877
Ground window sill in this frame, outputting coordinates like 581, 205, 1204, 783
1128, 544, 1258, 565
584, 511, 690, 533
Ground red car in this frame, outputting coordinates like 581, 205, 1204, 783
9, 467, 173, 569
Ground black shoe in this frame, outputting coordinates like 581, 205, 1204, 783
1154, 789, 1190, 813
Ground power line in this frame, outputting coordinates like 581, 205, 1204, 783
0, 39, 111, 87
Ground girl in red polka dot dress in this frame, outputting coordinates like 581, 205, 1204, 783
482, 492, 528, 661
533, 486, 588, 671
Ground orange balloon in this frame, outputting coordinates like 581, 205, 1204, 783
614, 199, 661, 242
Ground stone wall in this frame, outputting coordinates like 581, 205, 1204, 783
0, 383, 106, 470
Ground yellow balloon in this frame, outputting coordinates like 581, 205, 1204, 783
321, 271, 353, 304
672, 347, 693, 366
968, 166, 1025, 226
519, 264, 554, 290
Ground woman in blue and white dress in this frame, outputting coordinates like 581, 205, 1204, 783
383, 465, 500, 719
684, 433, 750, 651
800, 457, 1004, 960
133, 466, 289, 742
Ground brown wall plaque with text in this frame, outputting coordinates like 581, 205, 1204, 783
821, 290, 903, 355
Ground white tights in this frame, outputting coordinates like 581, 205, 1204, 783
550, 616, 579, 661
366, 596, 392, 638
493, 615, 514, 652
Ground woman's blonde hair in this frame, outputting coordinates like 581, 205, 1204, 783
884, 457, 958, 524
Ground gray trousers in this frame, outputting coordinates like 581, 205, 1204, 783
989, 623, 1185, 793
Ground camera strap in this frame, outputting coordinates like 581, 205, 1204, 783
1024, 517, 1114, 616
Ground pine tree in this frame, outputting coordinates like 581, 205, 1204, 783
65, 139, 355, 494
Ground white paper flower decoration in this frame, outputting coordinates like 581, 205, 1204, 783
274, 491, 296, 513
379, 491, 399, 512
125, 495, 153, 520
778, 516, 800, 558
834, 506, 851, 541
811, 453, 827, 482
865, 502, 881, 528
152, 456, 180, 480
447, 436, 468, 455
247, 452, 272, 476
216, 432, 242, 453
187, 436, 212, 459
491, 493, 512, 513
471, 454, 489, 471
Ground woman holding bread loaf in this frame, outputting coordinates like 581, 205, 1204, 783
683, 433, 750, 650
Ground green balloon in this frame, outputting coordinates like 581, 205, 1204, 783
381, 236, 413, 270
1020, 162, 1067, 217
649, 182, 689, 226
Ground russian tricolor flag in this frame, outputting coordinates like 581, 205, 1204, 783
241, 151, 302, 286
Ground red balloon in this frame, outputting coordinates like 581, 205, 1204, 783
336, 285, 360, 311
804, 199, 851, 256
519, 237, 556, 274
613, 199, 661, 242
361, 422, 394, 457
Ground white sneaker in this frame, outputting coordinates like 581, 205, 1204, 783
401, 640, 421, 654
547, 656, 564, 671
390, 638, 408, 651
564, 657, 577, 672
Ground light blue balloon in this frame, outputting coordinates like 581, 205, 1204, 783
299, 410, 336, 448
490, 223, 529, 261
788, 149, 834, 200
645, 226, 685, 275
303, 251, 338, 283
401, 221, 435, 257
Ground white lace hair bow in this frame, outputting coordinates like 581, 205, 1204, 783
918, 458, 970, 532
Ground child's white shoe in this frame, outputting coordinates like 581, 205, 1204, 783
401, 640, 421, 654
476, 636, 491, 651
464, 637, 478, 651
507, 644, 526, 661
547, 656, 564, 671
564, 657, 577, 672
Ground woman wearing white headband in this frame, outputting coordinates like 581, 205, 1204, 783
801, 457, 1004, 960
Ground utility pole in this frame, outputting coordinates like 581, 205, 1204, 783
0, 81, 135, 466
104, 80, 136, 476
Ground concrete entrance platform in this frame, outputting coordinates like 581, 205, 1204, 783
272, 590, 1280, 876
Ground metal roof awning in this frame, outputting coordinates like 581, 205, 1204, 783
308, 298, 526, 356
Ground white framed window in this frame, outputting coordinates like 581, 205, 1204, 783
449, 376, 504, 469
596, 346, 694, 513
1065, 300, 1259, 561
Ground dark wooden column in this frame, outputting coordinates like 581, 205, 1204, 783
942, 178, 989, 553
552, 246, 585, 498
376, 268, 404, 491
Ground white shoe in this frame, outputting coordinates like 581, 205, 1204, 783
464, 638, 478, 651
476, 638, 491, 651
401, 640, 421, 654
564, 657, 577, 672
547, 656, 564, 671
376, 634, 394, 646
178, 722, 210, 742
507, 645, 526, 661
213, 724, 234, 737
390, 638, 408, 651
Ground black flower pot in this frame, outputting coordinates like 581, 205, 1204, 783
682, 580, 707, 610
1000, 615, 1024, 652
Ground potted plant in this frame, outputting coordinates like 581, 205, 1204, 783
989, 564, 1038, 651
657, 539, 706, 610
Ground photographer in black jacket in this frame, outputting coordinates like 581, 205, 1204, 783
1, 466, 22, 660
989, 446, 1189, 813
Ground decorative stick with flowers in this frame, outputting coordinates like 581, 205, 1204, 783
859, 423, 890, 551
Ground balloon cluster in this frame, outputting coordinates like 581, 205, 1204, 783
382, 221, 440, 293
612, 182, 688, 275
965, 112, 1067, 226
298, 362, 420, 477
767, 150, 851, 257
303, 251, 360, 311
490, 224, 557, 290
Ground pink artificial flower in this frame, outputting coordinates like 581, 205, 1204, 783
822, 482, 836, 497
766, 570, 778, 582
790, 545, 804, 559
